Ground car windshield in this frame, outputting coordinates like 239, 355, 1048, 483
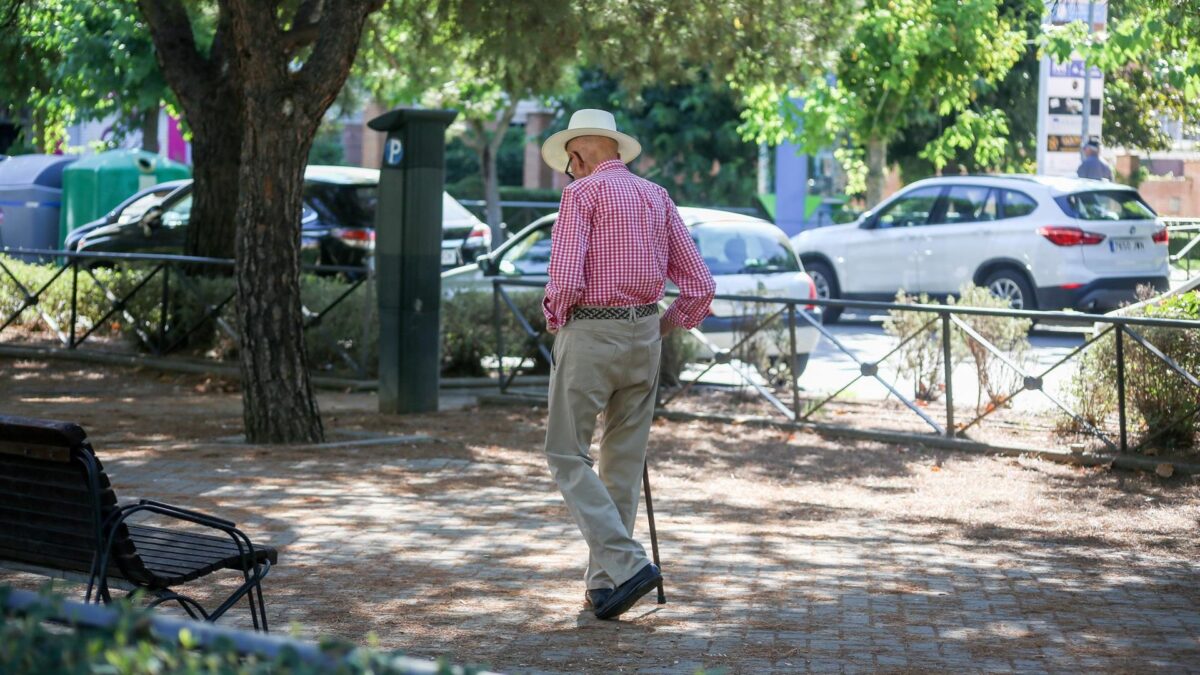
305, 183, 378, 229
161, 194, 192, 228
116, 193, 168, 225
498, 224, 553, 276
692, 222, 800, 275
1061, 190, 1156, 221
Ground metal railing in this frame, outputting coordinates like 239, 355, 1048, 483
458, 199, 760, 235
1, 587, 494, 674
492, 278, 1200, 455
0, 248, 375, 378
1164, 217, 1200, 277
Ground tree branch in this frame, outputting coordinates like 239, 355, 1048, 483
294, 0, 383, 122
136, 0, 213, 112
281, 0, 323, 54
488, 101, 519, 154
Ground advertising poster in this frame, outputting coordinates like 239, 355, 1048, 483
1036, 1, 1107, 177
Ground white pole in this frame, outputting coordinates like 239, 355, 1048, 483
1080, 0, 1096, 156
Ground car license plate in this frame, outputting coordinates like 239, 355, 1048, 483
1109, 237, 1145, 253
441, 249, 459, 266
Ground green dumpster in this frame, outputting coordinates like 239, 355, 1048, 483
59, 150, 190, 247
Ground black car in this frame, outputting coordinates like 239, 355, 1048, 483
64, 179, 192, 252
70, 165, 491, 268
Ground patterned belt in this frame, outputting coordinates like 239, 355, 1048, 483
571, 304, 659, 322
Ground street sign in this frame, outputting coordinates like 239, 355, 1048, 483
384, 138, 404, 168
1036, 0, 1107, 177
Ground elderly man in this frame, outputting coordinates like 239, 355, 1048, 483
1077, 138, 1113, 181
540, 109, 715, 620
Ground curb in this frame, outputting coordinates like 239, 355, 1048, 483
477, 392, 1200, 476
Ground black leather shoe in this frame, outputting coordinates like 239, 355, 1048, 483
584, 588, 613, 609
594, 564, 661, 620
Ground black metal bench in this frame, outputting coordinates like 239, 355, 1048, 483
0, 414, 276, 631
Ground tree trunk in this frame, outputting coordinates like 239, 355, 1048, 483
481, 141, 503, 243
224, 0, 377, 444
866, 136, 888, 209
184, 104, 242, 259
233, 112, 323, 444
140, 107, 159, 154
139, 0, 379, 444
136, 1, 243, 261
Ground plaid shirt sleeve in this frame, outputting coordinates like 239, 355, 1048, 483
661, 200, 716, 329
542, 184, 592, 330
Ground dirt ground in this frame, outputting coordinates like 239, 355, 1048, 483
2, 357, 1199, 673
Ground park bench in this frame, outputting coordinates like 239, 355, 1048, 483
0, 414, 276, 631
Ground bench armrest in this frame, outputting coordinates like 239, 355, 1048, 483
90, 501, 263, 605
137, 499, 235, 528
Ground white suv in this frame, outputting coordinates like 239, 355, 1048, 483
791, 175, 1170, 322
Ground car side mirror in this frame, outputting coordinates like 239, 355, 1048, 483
139, 206, 164, 236
479, 255, 499, 276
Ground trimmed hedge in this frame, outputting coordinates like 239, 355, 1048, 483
0, 256, 552, 378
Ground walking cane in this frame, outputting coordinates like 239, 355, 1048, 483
643, 460, 666, 604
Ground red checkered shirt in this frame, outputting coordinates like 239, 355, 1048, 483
543, 160, 716, 331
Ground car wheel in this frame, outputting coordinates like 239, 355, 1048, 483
804, 260, 843, 324
766, 352, 810, 384
983, 269, 1036, 311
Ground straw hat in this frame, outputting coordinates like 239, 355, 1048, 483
541, 109, 641, 171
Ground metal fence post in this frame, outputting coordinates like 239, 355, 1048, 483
941, 311, 954, 437
157, 264, 170, 354
360, 265, 374, 380
493, 282, 505, 393
68, 259, 78, 349
788, 303, 800, 420
1115, 324, 1128, 453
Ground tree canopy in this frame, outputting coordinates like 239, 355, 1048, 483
1042, 0, 1200, 150
741, 0, 1035, 206
0, 0, 170, 151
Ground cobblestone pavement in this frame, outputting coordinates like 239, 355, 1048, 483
2, 360, 1199, 673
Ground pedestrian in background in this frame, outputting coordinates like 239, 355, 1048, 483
539, 109, 715, 620
1077, 138, 1113, 181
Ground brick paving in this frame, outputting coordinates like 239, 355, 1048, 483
2, 360, 1199, 673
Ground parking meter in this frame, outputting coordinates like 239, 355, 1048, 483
367, 108, 458, 414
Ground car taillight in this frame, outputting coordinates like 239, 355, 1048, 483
334, 228, 375, 249
804, 275, 817, 311
1152, 227, 1169, 244
1037, 226, 1106, 246
466, 223, 492, 247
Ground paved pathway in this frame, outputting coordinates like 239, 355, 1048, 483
1, 364, 1197, 673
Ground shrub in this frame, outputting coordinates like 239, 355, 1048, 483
0, 585, 480, 674
1128, 292, 1200, 449
1065, 291, 1200, 452
1065, 290, 1195, 451
0, 256, 552, 379
443, 288, 553, 377
952, 284, 1033, 413
0, 256, 184, 349
883, 291, 952, 401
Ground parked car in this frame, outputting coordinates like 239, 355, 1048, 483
442, 207, 822, 374
69, 166, 491, 269
63, 180, 191, 251
790, 175, 1171, 323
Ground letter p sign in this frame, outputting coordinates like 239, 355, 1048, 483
383, 137, 404, 168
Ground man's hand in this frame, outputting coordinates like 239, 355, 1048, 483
547, 325, 559, 336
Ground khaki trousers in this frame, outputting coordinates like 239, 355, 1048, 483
544, 311, 661, 590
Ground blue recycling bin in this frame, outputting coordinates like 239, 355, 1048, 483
0, 154, 77, 262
